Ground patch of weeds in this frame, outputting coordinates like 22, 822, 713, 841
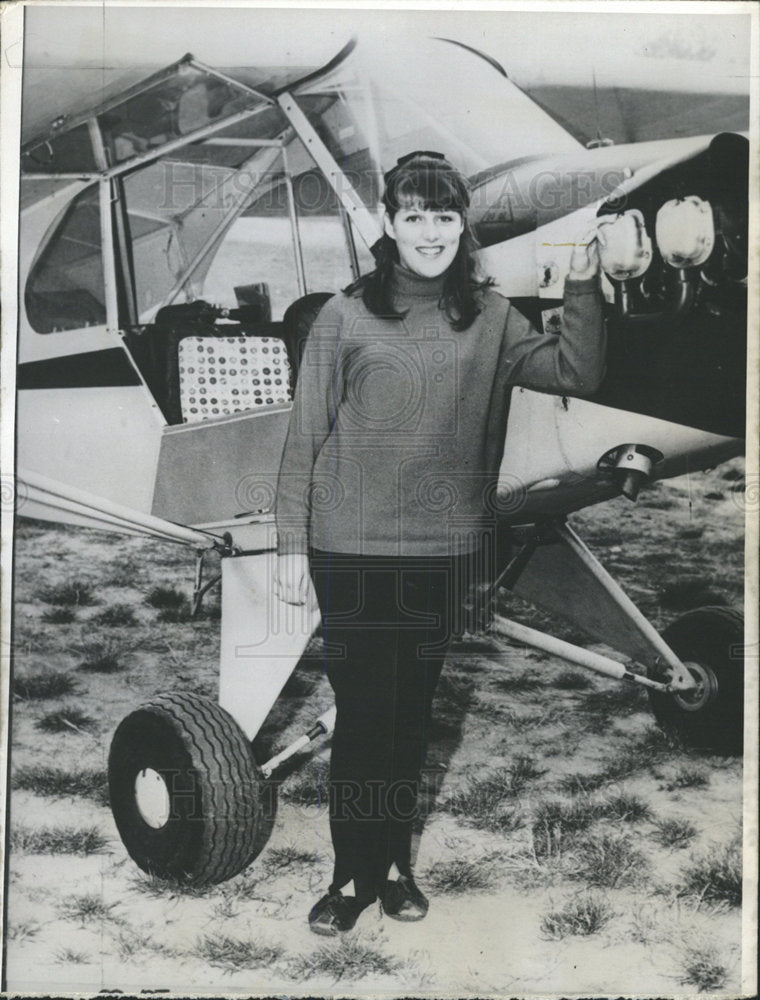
6, 920, 40, 943
130, 871, 217, 900
78, 639, 124, 674
653, 818, 698, 849
279, 760, 329, 807
36, 707, 97, 734
679, 942, 728, 992
658, 578, 728, 611
37, 579, 98, 607
420, 854, 497, 895
665, 765, 709, 791
540, 892, 614, 939
572, 832, 648, 889
558, 771, 608, 795
105, 557, 144, 586
531, 798, 599, 861
628, 903, 661, 945
196, 933, 282, 972
55, 947, 91, 964
12, 764, 109, 805
637, 495, 678, 510
704, 490, 725, 501
146, 585, 187, 609
94, 603, 137, 627
13, 670, 78, 700
115, 929, 176, 961
41, 607, 78, 624
444, 760, 541, 833
288, 937, 401, 981
157, 604, 193, 623
555, 669, 593, 691
58, 893, 121, 925
10, 824, 108, 856
678, 527, 704, 540
581, 686, 646, 716
676, 839, 742, 907
596, 792, 652, 824
261, 845, 322, 875
492, 671, 542, 694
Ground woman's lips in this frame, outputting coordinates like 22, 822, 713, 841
416, 246, 444, 256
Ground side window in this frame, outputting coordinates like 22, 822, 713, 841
202, 169, 372, 319
25, 185, 106, 333
202, 179, 300, 320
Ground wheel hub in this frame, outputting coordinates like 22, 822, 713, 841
134, 768, 171, 829
671, 660, 719, 712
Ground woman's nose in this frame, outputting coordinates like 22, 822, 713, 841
422, 218, 438, 240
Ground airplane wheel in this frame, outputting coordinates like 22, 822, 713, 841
108, 693, 275, 885
647, 606, 744, 755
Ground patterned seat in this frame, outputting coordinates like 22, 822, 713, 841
177, 335, 292, 424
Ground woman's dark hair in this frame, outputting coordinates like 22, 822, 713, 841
346, 152, 492, 331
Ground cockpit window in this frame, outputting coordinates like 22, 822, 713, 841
25, 184, 106, 333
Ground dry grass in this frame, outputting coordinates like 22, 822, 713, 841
540, 892, 614, 939
196, 933, 283, 972
36, 707, 97, 734
41, 607, 78, 624
652, 818, 698, 849
94, 603, 138, 627
58, 893, 121, 925
676, 839, 742, 908
288, 936, 402, 981
554, 669, 593, 691
679, 942, 729, 991
664, 765, 710, 791
421, 854, 498, 895
444, 759, 542, 833
36, 579, 98, 607
571, 832, 649, 889
261, 845, 323, 875
531, 798, 599, 861
11, 764, 109, 805
596, 792, 652, 824
77, 640, 125, 674
279, 760, 330, 807
145, 585, 188, 609
13, 670, 78, 700
10, 824, 108, 856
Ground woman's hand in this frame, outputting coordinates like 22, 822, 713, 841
273, 552, 311, 606
568, 226, 601, 281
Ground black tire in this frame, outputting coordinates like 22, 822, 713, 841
647, 606, 744, 755
108, 693, 275, 885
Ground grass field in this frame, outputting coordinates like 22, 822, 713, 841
4, 459, 747, 994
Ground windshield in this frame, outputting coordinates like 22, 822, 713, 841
290, 36, 579, 212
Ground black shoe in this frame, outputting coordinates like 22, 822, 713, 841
308, 891, 361, 937
381, 875, 429, 922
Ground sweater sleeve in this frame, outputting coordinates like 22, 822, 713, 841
274, 299, 342, 555
502, 276, 607, 396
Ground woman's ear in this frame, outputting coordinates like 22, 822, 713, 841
383, 213, 396, 241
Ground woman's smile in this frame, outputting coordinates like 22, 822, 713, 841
384, 205, 464, 277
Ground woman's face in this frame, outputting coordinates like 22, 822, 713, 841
384, 203, 464, 278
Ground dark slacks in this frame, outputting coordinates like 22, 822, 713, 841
309, 548, 466, 904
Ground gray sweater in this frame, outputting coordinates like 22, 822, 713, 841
275, 265, 605, 556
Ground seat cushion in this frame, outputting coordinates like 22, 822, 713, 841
178, 335, 291, 423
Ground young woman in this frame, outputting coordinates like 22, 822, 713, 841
274, 151, 604, 936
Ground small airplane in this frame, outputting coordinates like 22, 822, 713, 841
13, 34, 748, 887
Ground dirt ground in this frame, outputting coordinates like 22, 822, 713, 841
3, 459, 750, 996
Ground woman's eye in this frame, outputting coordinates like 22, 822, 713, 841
438, 215, 455, 224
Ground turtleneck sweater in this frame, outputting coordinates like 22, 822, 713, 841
275, 264, 605, 556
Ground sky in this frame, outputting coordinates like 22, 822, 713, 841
15, 2, 751, 93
